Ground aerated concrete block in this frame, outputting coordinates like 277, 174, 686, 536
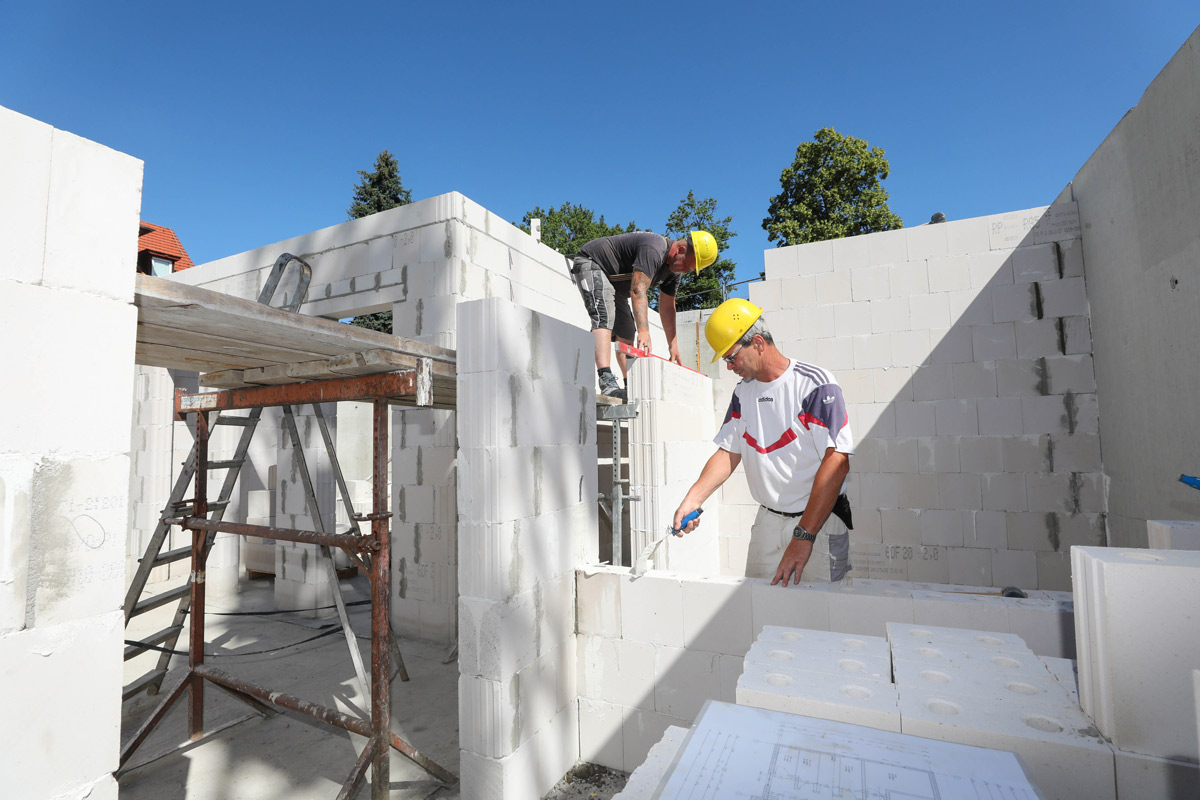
899, 686, 1114, 800
612, 725, 688, 800
886, 621, 1029, 653
757, 625, 889, 659
459, 702, 578, 800
823, 581, 915, 636
5, 284, 138, 455
892, 641, 1053, 681
622, 706, 689, 780
737, 661, 900, 731
620, 573, 684, 648
25, 456, 129, 629
578, 697, 624, 770
681, 577, 753, 656
653, 646, 727, 719
1147, 520, 1200, 551
750, 581, 831, 634
911, 590, 1011, 633
1074, 547, 1200, 760
893, 659, 1075, 709
42, 127, 141, 301
744, 638, 891, 681
0, 612, 123, 800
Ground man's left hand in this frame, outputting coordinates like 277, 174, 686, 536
636, 329, 653, 354
771, 539, 814, 588
668, 343, 681, 365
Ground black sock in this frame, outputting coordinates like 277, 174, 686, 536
598, 367, 614, 378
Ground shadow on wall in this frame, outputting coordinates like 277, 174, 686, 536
744, 202, 1102, 593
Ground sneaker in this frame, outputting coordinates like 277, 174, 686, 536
598, 371, 627, 401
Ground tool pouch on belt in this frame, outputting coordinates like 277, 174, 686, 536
832, 493, 854, 530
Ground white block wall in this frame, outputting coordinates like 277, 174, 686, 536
625, 355, 719, 574
695, 202, 1103, 592
457, 298, 595, 799
574, 567, 1074, 773
1069, 27, 1200, 548
0, 104, 142, 800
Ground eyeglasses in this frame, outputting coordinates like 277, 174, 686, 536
721, 343, 743, 364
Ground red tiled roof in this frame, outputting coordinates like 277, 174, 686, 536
138, 222, 195, 271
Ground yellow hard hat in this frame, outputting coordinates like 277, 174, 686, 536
705, 298, 763, 362
690, 230, 718, 274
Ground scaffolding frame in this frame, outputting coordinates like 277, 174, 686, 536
119, 369, 457, 799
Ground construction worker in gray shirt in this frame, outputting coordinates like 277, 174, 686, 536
571, 230, 718, 400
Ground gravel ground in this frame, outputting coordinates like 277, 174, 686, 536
542, 763, 629, 800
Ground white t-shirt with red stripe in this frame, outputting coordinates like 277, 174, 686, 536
714, 359, 855, 514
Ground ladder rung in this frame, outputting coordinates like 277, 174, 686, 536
215, 416, 255, 426
207, 460, 243, 470
130, 584, 190, 617
123, 668, 169, 701
147, 546, 190, 567
124, 625, 184, 660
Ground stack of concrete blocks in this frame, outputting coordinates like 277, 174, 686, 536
574, 566, 1078, 773
1147, 519, 1200, 551
739, 202, 1103, 591
736, 626, 900, 730
1072, 546, 1200, 795
456, 298, 596, 799
0, 105, 142, 799
625, 355, 720, 574
886, 622, 1113, 800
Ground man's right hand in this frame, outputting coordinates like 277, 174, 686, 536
671, 503, 702, 536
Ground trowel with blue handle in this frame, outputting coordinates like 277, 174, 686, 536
631, 508, 702, 577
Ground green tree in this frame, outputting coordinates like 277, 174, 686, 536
346, 150, 411, 332
663, 191, 737, 311
515, 202, 637, 256
762, 127, 902, 247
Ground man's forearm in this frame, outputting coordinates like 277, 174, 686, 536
798, 450, 850, 536
659, 294, 677, 345
683, 449, 741, 507
630, 273, 651, 335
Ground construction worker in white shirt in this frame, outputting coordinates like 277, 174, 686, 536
672, 299, 855, 586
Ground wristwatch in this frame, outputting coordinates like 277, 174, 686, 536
792, 523, 816, 542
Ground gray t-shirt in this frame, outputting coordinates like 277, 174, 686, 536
577, 232, 680, 296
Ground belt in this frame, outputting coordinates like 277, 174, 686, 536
763, 506, 804, 518
763, 493, 855, 531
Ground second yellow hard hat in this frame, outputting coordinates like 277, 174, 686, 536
705, 298, 763, 362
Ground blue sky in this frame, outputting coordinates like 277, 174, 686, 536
3, 3, 1196, 290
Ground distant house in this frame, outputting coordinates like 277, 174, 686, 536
137, 222, 194, 275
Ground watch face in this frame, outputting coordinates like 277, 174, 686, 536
793, 525, 815, 541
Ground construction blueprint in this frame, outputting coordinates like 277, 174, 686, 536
652, 701, 1046, 800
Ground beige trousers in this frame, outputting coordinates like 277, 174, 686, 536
746, 505, 851, 583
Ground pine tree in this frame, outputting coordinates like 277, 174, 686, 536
347, 150, 411, 332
